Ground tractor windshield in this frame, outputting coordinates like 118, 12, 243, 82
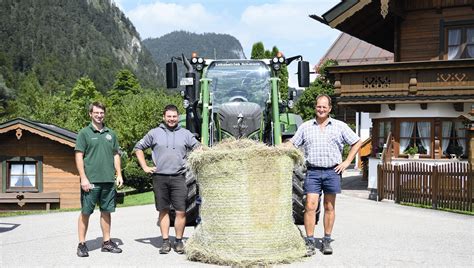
205, 60, 271, 111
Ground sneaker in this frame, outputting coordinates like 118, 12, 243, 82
322, 239, 333, 255
174, 239, 185, 254
101, 240, 122, 253
77, 242, 89, 257
304, 238, 316, 256
159, 239, 172, 254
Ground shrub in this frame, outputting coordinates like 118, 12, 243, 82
123, 156, 152, 192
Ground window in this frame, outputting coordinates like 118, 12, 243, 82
374, 120, 392, 155
1, 156, 43, 193
441, 121, 467, 158
399, 121, 431, 156
445, 25, 474, 59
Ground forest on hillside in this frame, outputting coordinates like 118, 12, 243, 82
0, 0, 162, 98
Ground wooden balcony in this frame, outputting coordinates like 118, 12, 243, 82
327, 59, 474, 111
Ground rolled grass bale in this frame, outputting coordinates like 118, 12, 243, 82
186, 139, 307, 266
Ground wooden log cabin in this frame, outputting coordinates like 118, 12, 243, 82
311, 0, 474, 162
0, 118, 80, 210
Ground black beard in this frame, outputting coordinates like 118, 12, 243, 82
165, 123, 177, 130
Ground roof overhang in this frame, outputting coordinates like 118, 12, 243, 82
311, 0, 395, 52
0, 118, 76, 147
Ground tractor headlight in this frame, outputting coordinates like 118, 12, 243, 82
288, 100, 294, 109
191, 57, 198, 64
197, 57, 204, 63
272, 57, 278, 63
279, 57, 285, 63
272, 63, 281, 71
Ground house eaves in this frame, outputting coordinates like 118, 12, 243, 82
0, 118, 77, 147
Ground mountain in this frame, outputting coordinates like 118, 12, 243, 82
0, 0, 163, 93
143, 31, 246, 73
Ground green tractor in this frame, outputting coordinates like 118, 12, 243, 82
166, 52, 316, 225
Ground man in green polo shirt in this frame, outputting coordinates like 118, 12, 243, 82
75, 101, 123, 257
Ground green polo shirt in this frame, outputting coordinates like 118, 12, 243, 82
75, 123, 119, 183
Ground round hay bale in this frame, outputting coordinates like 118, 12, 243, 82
186, 139, 307, 266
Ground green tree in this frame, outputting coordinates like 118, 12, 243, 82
295, 59, 338, 120
250, 42, 265, 59
6, 72, 45, 118
0, 74, 13, 116
108, 69, 141, 105
66, 76, 105, 131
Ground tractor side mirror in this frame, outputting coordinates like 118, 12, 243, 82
297, 61, 310, 87
166, 61, 178, 88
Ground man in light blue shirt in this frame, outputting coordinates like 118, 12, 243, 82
289, 94, 361, 255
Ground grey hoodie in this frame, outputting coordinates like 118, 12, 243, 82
134, 123, 199, 175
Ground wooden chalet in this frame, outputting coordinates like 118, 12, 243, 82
312, 0, 473, 210
0, 118, 80, 210
318, 32, 394, 168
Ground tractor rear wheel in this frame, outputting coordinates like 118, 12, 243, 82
169, 172, 199, 227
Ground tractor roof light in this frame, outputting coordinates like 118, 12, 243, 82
271, 52, 285, 71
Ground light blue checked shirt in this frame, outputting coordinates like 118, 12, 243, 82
290, 118, 360, 168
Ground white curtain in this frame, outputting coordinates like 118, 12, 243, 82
467, 28, 474, 58
448, 29, 462, 60
399, 122, 415, 153
441, 121, 452, 154
455, 121, 466, 156
417, 122, 431, 154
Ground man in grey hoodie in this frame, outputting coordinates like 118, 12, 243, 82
134, 104, 199, 254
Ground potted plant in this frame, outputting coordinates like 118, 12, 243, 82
404, 145, 419, 159
452, 144, 464, 159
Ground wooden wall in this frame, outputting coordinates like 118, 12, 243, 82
399, 6, 474, 62
0, 130, 80, 209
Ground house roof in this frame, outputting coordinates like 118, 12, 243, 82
0, 118, 77, 147
310, 0, 395, 52
317, 33, 393, 68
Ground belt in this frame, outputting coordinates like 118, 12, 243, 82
307, 165, 337, 170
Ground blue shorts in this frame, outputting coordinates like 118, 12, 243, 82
304, 167, 341, 195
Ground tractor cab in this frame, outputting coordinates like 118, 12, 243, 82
205, 60, 270, 140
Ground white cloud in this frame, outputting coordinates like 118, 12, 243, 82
126, 2, 225, 39
121, 0, 341, 86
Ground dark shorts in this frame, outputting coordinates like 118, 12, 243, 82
152, 174, 187, 212
304, 166, 341, 195
81, 183, 116, 215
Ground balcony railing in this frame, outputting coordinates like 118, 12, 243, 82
327, 59, 474, 107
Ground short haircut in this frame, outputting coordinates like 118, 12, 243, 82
315, 94, 332, 107
89, 101, 106, 113
163, 104, 179, 116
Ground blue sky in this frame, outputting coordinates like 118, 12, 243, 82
114, 0, 342, 86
